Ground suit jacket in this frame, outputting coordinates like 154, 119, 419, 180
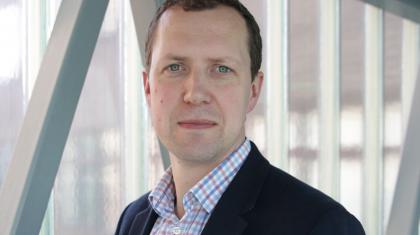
115, 142, 365, 235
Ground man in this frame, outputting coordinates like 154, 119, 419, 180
115, 0, 365, 234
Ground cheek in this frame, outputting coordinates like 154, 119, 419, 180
150, 85, 173, 119
219, 91, 248, 119
151, 87, 164, 105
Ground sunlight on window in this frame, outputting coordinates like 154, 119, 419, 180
0, 5, 20, 80
341, 107, 363, 148
384, 103, 402, 147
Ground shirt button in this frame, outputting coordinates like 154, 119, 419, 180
173, 226, 182, 234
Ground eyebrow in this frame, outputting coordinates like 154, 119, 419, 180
162, 54, 189, 62
161, 54, 242, 66
207, 56, 241, 66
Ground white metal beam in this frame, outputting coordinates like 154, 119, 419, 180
0, 0, 109, 234
266, 0, 289, 170
386, 65, 420, 235
318, 0, 340, 200
401, 20, 419, 132
129, 0, 159, 62
364, 5, 384, 235
130, 0, 171, 169
361, 0, 420, 25
123, 0, 148, 205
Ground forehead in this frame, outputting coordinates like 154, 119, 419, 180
152, 5, 249, 62
159, 5, 247, 34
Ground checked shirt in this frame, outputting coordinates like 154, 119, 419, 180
148, 139, 251, 235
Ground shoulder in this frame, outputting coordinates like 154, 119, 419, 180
263, 165, 337, 210
114, 192, 151, 235
249, 164, 365, 234
308, 206, 365, 234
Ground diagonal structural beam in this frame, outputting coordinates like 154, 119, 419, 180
386, 69, 420, 235
129, 0, 159, 62
130, 0, 171, 169
0, 0, 109, 234
361, 0, 420, 24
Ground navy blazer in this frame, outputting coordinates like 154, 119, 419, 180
115, 142, 365, 235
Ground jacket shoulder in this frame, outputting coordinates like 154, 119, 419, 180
249, 164, 364, 234
114, 192, 151, 235
265, 165, 337, 209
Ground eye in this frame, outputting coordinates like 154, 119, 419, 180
168, 63, 181, 72
216, 65, 232, 73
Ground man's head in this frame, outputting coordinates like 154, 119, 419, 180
143, 0, 264, 167
145, 0, 262, 80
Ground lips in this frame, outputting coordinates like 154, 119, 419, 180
178, 119, 217, 129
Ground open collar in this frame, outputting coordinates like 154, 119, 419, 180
128, 142, 270, 235
201, 142, 270, 235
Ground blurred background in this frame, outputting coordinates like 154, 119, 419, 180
0, 0, 418, 234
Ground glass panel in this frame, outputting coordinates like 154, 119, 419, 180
383, 12, 403, 230
340, 0, 365, 221
289, 0, 320, 187
121, 0, 161, 203
54, 1, 124, 234
0, 0, 24, 188
263, 0, 289, 169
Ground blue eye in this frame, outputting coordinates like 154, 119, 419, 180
216, 65, 232, 73
168, 64, 181, 72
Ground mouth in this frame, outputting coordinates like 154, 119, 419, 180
177, 119, 218, 129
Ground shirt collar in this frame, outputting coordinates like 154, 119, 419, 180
148, 168, 176, 219
148, 138, 251, 217
190, 139, 251, 213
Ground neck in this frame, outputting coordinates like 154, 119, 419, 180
171, 158, 218, 218
169, 137, 246, 218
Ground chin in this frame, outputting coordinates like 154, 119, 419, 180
171, 144, 224, 164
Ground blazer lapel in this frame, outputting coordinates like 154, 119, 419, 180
128, 205, 158, 235
201, 142, 270, 235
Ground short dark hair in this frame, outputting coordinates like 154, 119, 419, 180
145, 0, 262, 80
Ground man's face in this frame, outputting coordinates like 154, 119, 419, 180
144, 5, 263, 166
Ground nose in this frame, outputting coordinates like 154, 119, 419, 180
183, 71, 211, 105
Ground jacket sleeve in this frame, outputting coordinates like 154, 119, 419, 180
309, 208, 366, 235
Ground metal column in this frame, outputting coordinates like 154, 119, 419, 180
130, 0, 171, 169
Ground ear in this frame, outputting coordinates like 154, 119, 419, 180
247, 71, 264, 113
143, 71, 151, 108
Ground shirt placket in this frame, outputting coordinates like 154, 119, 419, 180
177, 192, 200, 235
